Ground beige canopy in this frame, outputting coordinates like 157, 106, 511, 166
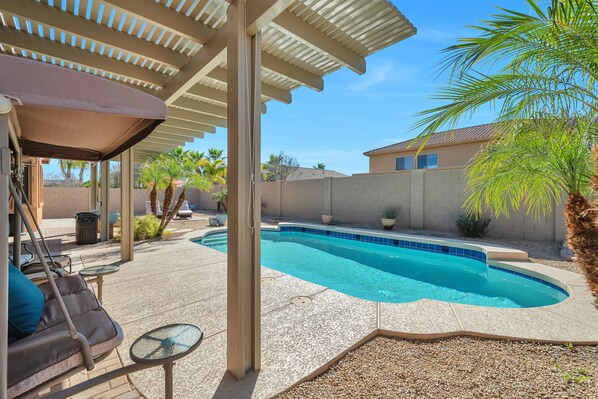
0, 54, 167, 161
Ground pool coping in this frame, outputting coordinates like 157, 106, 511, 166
194, 223, 598, 345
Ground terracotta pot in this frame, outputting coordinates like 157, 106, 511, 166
322, 214, 333, 224
381, 218, 396, 230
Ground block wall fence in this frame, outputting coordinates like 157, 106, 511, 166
43, 169, 567, 241
260, 168, 567, 242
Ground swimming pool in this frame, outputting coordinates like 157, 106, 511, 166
196, 226, 568, 308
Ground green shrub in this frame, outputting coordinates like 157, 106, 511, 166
382, 206, 398, 219
456, 214, 491, 238
134, 214, 160, 241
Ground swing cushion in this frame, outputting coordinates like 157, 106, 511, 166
8, 263, 44, 338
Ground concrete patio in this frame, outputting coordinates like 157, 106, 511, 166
46, 221, 598, 399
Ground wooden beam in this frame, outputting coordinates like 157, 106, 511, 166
208, 67, 291, 104
261, 52, 323, 91
0, 27, 167, 86
163, 117, 220, 132
170, 98, 227, 118
168, 102, 227, 127
246, 0, 294, 36
103, 0, 214, 44
0, 0, 187, 69
272, 11, 366, 74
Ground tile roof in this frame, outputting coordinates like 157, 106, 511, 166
364, 123, 499, 156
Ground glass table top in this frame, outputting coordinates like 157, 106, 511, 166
130, 324, 203, 365
79, 265, 120, 276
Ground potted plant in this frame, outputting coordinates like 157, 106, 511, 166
381, 207, 398, 230
211, 189, 228, 226
322, 214, 333, 224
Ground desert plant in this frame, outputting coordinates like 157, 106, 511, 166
134, 214, 160, 241
414, 0, 598, 297
382, 207, 398, 219
456, 214, 491, 238
263, 152, 300, 181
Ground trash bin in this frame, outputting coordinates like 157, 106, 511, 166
75, 212, 99, 245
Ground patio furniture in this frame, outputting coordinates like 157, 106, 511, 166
8, 274, 124, 399
79, 265, 120, 303
177, 200, 193, 219
130, 324, 204, 399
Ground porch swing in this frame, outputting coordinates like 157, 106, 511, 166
1, 54, 203, 399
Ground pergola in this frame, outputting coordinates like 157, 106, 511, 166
0, 0, 415, 393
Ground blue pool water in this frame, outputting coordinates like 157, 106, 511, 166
197, 229, 568, 308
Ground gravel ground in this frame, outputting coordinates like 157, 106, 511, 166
277, 336, 598, 399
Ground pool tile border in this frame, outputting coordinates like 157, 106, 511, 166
279, 226, 488, 263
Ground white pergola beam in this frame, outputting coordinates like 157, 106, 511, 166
168, 103, 227, 127
163, 117, 222, 131
187, 85, 228, 104
0, 0, 187, 69
246, 0, 295, 36
103, 0, 214, 44
273, 11, 366, 74
154, 124, 212, 136
142, 136, 191, 145
262, 52, 323, 91
158, 29, 227, 104
0, 27, 168, 87
152, 130, 204, 140
170, 98, 227, 118
207, 67, 291, 104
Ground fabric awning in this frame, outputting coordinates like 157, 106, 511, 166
0, 54, 167, 161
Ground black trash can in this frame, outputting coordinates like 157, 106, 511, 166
75, 212, 99, 245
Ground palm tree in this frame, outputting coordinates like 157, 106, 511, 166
158, 153, 212, 235
464, 116, 596, 223
58, 159, 75, 180
207, 148, 225, 162
138, 155, 165, 216
73, 161, 88, 184
314, 163, 326, 170
156, 148, 186, 233
414, 0, 598, 296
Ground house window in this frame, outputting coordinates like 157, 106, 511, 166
396, 156, 414, 171
417, 153, 438, 169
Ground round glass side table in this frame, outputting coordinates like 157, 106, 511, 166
79, 265, 120, 303
130, 324, 204, 399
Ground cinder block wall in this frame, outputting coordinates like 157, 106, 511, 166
44, 187, 207, 218
260, 168, 568, 242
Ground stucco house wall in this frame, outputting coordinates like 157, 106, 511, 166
368, 140, 490, 174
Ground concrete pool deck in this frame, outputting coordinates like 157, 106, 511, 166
64, 225, 598, 398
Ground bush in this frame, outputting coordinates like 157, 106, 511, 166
134, 214, 160, 241
382, 206, 399, 219
456, 214, 491, 238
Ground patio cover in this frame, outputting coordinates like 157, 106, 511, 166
0, 54, 167, 161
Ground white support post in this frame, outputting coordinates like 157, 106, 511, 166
0, 97, 12, 397
89, 162, 98, 211
226, 0, 262, 379
100, 160, 110, 241
12, 150, 22, 269
120, 149, 134, 261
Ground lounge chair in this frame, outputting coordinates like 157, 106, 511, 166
177, 201, 193, 219
10, 242, 72, 275
145, 200, 163, 218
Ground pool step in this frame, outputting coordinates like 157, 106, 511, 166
202, 236, 228, 247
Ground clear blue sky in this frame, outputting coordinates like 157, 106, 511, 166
45, 0, 525, 179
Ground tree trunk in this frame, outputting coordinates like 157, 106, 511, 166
150, 186, 157, 215
566, 191, 598, 299
158, 183, 174, 233
158, 188, 186, 235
